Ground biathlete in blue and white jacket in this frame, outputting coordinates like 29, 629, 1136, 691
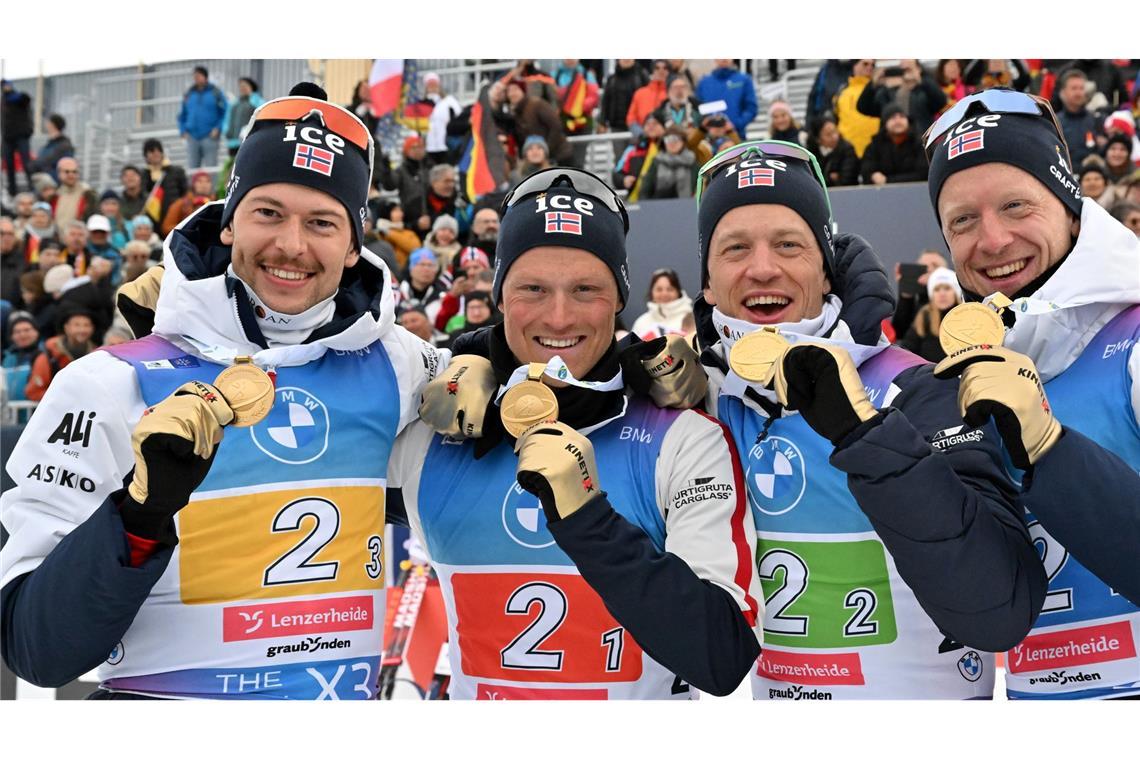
926, 89, 1140, 699
693, 140, 1047, 699
0, 88, 448, 699
391, 168, 761, 700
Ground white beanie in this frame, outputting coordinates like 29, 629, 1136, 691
927, 266, 963, 301
43, 264, 76, 295
432, 214, 458, 233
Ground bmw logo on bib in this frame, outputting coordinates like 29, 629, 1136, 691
958, 650, 983, 682
501, 481, 554, 549
746, 436, 807, 515
251, 386, 330, 465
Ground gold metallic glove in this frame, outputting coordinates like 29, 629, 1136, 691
515, 421, 601, 522
633, 332, 702, 410
934, 345, 1061, 469
773, 342, 878, 445
116, 266, 164, 339
418, 354, 498, 438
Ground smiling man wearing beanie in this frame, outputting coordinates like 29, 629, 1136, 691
389, 167, 761, 699
925, 89, 1140, 699
1, 83, 449, 699
693, 139, 1045, 699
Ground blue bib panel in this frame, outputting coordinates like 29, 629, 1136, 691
719, 346, 996, 699
1006, 305, 1140, 700
95, 334, 400, 699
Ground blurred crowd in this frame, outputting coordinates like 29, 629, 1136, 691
3, 58, 1139, 406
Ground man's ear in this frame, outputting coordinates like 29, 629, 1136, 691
344, 241, 360, 268
702, 286, 717, 306
1070, 217, 1081, 239
823, 275, 832, 296
219, 225, 234, 245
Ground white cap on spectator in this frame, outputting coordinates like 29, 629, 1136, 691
423, 72, 441, 86
43, 264, 76, 295
86, 214, 112, 233
927, 266, 963, 301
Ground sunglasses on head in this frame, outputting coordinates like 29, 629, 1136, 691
695, 139, 833, 219
922, 89, 1070, 165
502, 167, 630, 232
250, 96, 374, 155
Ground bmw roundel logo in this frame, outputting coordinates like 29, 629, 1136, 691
958, 650, 983, 682
250, 386, 330, 465
745, 435, 807, 515
501, 481, 554, 549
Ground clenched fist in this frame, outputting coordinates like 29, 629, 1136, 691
773, 342, 878, 445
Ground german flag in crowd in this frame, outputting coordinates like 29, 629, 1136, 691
458, 85, 508, 202
24, 231, 40, 264
144, 181, 164, 224
561, 72, 593, 135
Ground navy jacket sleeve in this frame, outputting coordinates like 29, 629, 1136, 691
830, 365, 1048, 652
1, 493, 171, 687
548, 495, 759, 696
1021, 426, 1140, 606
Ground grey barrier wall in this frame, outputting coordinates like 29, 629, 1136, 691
622, 182, 949, 320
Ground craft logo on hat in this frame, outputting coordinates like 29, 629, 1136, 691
738, 167, 775, 188
544, 211, 582, 235
293, 144, 335, 176
947, 129, 985, 159
1054, 144, 1073, 176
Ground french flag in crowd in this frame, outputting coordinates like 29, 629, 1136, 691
293, 144, 335, 176
369, 59, 404, 118
948, 129, 985, 159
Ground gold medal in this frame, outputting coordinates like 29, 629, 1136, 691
214, 357, 275, 428
939, 303, 1006, 355
500, 362, 559, 438
729, 327, 791, 385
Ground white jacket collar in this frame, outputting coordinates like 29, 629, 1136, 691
1004, 199, 1140, 382
151, 201, 397, 369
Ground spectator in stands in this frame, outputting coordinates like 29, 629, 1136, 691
668, 60, 697, 91
376, 205, 422, 270
1104, 134, 1135, 184
397, 304, 447, 347
1059, 59, 1131, 111
768, 100, 805, 144
446, 290, 497, 346
381, 135, 433, 234
221, 77, 264, 158
806, 60, 851, 131
119, 165, 148, 220
433, 246, 492, 332
32, 173, 57, 205
399, 247, 446, 323
178, 65, 227, 169
600, 59, 648, 133
36, 263, 74, 338
856, 60, 947, 139
890, 249, 947, 339
18, 271, 50, 334
52, 157, 97, 230
33, 240, 63, 273
98, 190, 132, 250
835, 58, 880, 159
1079, 160, 1119, 210
807, 113, 859, 187
24, 201, 56, 249
466, 206, 499, 260
27, 114, 75, 179
161, 170, 215, 235
614, 113, 665, 200
120, 240, 156, 284
1057, 69, 1100, 165
935, 59, 968, 109
11, 192, 35, 236
630, 268, 693, 340
425, 73, 462, 166
507, 78, 573, 166
511, 135, 553, 184
61, 221, 89, 274
553, 59, 600, 137
627, 61, 671, 137
963, 59, 1031, 93
3, 312, 42, 402
142, 139, 189, 225
1, 79, 34, 197
25, 306, 96, 402
84, 216, 123, 286
696, 59, 758, 137
130, 215, 163, 259
655, 74, 701, 131
899, 267, 962, 363
639, 127, 697, 200
424, 164, 464, 231
688, 111, 741, 165
1110, 199, 1140, 237
349, 79, 380, 140
59, 255, 115, 342
424, 214, 461, 273
1, 217, 26, 305
860, 105, 928, 186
